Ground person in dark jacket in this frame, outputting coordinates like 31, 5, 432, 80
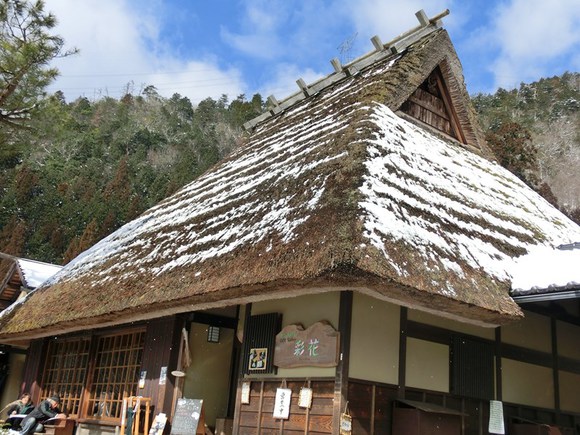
17, 395, 66, 435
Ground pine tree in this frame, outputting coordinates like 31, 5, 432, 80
0, 0, 77, 129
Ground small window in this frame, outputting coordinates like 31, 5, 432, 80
450, 336, 494, 400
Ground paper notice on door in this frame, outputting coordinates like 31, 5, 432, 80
489, 400, 505, 434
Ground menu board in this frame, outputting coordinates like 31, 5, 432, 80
170, 398, 204, 435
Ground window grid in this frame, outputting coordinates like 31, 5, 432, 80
42, 338, 91, 417
86, 330, 145, 420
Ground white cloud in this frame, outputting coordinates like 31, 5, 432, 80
44, 0, 245, 103
487, 0, 580, 88
344, 0, 452, 42
220, 1, 288, 60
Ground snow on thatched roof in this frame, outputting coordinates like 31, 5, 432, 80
1, 28, 579, 341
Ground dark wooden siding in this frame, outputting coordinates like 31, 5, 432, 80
140, 315, 185, 416
22, 339, 46, 401
348, 380, 580, 435
242, 313, 280, 375
237, 379, 334, 434
402, 87, 453, 136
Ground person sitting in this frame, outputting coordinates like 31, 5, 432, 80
3, 393, 34, 429
15, 395, 66, 435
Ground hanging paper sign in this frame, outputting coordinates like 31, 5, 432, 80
298, 387, 313, 409
273, 388, 292, 420
241, 382, 251, 404
138, 370, 147, 389
159, 366, 167, 385
274, 321, 340, 368
488, 400, 505, 434
340, 413, 352, 435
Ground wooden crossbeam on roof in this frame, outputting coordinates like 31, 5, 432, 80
243, 9, 450, 131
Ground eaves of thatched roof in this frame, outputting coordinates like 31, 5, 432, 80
1, 29, 579, 343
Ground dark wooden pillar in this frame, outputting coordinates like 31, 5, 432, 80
22, 339, 47, 403
332, 291, 353, 433
551, 317, 560, 418
398, 307, 408, 398
495, 327, 502, 400
141, 314, 187, 416
232, 303, 252, 435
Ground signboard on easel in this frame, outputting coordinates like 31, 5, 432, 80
170, 398, 204, 435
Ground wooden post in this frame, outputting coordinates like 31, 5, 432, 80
232, 303, 252, 435
332, 291, 353, 434
398, 307, 408, 399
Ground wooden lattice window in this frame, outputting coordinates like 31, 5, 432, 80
84, 329, 145, 420
42, 337, 91, 417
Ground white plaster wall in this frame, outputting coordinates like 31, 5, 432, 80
182, 323, 234, 428
501, 358, 554, 408
405, 338, 449, 392
501, 311, 551, 352
349, 293, 399, 384
557, 320, 580, 360
559, 370, 580, 413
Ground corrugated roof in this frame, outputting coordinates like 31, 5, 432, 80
1, 29, 579, 341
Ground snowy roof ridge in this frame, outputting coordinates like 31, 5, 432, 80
243, 9, 449, 131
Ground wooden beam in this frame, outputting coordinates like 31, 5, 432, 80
332, 291, 353, 433
232, 303, 252, 435
296, 78, 310, 96
551, 318, 561, 414
432, 67, 467, 144
495, 327, 502, 400
370, 35, 383, 51
330, 58, 342, 73
398, 307, 408, 398
189, 311, 237, 329
415, 9, 429, 27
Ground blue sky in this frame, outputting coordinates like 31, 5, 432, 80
44, 0, 580, 104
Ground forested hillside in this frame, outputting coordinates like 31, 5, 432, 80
473, 72, 580, 217
0, 73, 578, 266
0, 89, 263, 264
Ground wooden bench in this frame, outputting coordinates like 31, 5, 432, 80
39, 418, 75, 435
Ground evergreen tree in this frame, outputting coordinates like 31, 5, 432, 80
0, 0, 77, 129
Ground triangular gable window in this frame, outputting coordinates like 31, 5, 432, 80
401, 66, 467, 144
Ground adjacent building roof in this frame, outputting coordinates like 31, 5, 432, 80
511, 243, 580, 302
0, 253, 62, 313
1, 21, 580, 342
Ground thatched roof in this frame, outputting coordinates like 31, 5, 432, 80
1, 28, 580, 342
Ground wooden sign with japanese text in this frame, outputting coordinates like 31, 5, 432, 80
274, 321, 340, 368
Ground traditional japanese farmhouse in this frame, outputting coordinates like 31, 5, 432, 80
1, 10, 580, 435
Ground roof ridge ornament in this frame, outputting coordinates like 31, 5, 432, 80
243, 9, 450, 131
